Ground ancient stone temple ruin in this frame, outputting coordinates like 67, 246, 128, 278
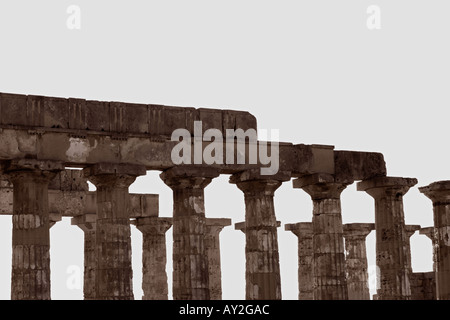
0, 92, 447, 300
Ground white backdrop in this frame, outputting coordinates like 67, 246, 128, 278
0, 0, 448, 299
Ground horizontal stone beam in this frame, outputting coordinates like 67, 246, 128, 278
0, 92, 257, 137
0, 92, 386, 178
0, 189, 158, 218
0, 127, 385, 178
1, 169, 88, 191
334, 150, 387, 183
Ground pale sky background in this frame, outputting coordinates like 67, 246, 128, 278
0, 0, 449, 299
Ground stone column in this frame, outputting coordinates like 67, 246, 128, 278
83, 163, 146, 300
285, 222, 313, 300
419, 227, 437, 272
134, 217, 172, 300
405, 225, 421, 273
293, 173, 351, 300
343, 223, 375, 300
357, 176, 417, 300
2, 159, 64, 300
160, 166, 219, 300
205, 218, 231, 300
71, 213, 97, 300
230, 169, 290, 300
419, 181, 450, 300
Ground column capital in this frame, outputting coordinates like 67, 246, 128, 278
419, 180, 450, 203
235, 220, 281, 233
230, 168, 291, 184
160, 165, 220, 189
357, 176, 417, 198
2, 159, 64, 182
49, 213, 62, 228
405, 224, 421, 238
71, 213, 97, 232
230, 169, 291, 195
205, 218, 232, 235
343, 223, 375, 239
83, 163, 146, 188
285, 222, 313, 238
419, 226, 435, 241
293, 173, 352, 200
134, 217, 172, 235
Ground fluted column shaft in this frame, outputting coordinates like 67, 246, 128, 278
161, 166, 219, 300
84, 163, 146, 300
2, 159, 63, 300
294, 173, 350, 300
419, 181, 450, 300
285, 222, 313, 300
231, 170, 290, 300
343, 223, 374, 300
358, 176, 417, 300
135, 217, 172, 300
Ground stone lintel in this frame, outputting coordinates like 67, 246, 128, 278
1, 169, 88, 191
1, 190, 158, 217
334, 150, 386, 183
229, 168, 291, 184
357, 176, 418, 192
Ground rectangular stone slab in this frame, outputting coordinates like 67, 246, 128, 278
0, 189, 158, 218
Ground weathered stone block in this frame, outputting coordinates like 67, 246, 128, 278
0, 93, 28, 126
44, 96, 69, 129
85, 100, 110, 132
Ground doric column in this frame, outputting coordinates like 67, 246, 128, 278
357, 176, 417, 300
134, 217, 172, 300
160, 166, 219, 300
343, 223, 375, 300
285, 222, 313, 300
71, 213, 97, 300
83, 163, 146, 300
419, 227, 437, 272
205, 218, 232, 300
2, 159, 64, 300
405, 225, 421, 273
293, 173, 351, 300
230, 169, 290, 300
419, 181, 450, 300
